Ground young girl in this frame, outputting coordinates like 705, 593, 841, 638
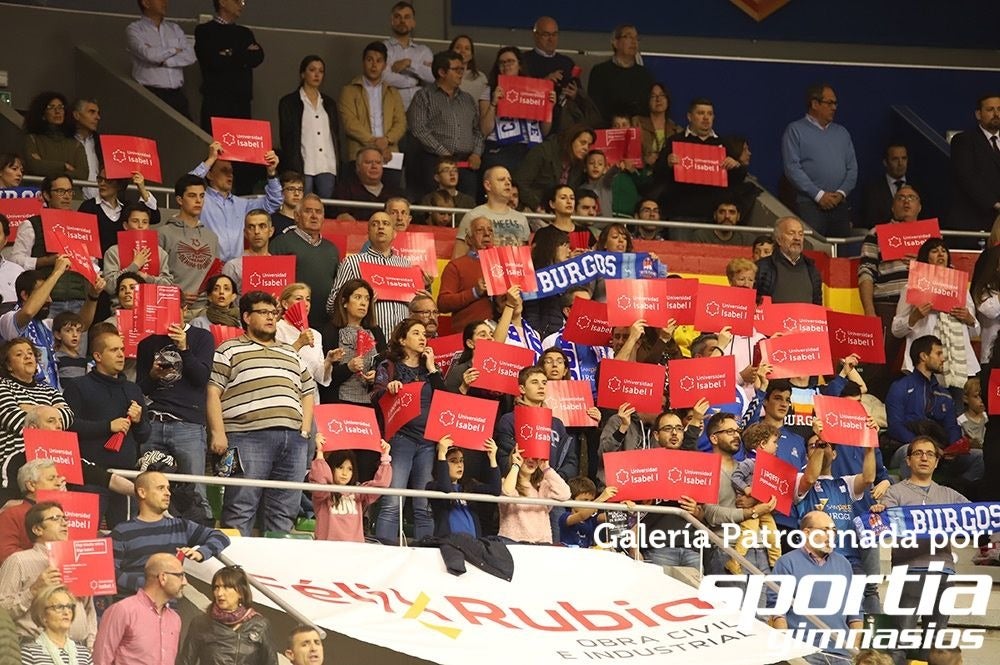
499, 447, 571, 544
309, 437, 391, 542
428, 434, 501, 537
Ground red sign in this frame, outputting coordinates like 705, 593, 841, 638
314, 404, 383, 452
135, 284, 182, 336
657, 448, 721, 504
875, 218, 941, 261
48, 228, 98, 285
596, 358, 665, 414
750, 452, 797, 516
692, 282, 755, 336
563, 297, 612, 346
759, 332, 834, 379
544, 380, 597, 428
210, 324, 244, 348
514, 406, 552, 460
759, 301, 828, 337
472, 340, 536, 395
392, 232, 438, 277
42, 209, 102, 259
569, 231, 592, 251
591, 128, 643, 169
425, 390, 498, 450
116, 309, 141, 357
825, 310, 885, 364
427, 333, 464, 378
99, 134, 163, 182
812, 395, 878, 448
479, 246, 537, 296
359, 262, 423, 302
24, 429, 83, 485
663, 278, 699, 325
905, 260, 968, 312
211, 117, 272, 165
49, 538, 117, 598
605, 279, 670, 327
118, 230, 160, 275
378, 382, 424, 440
667, 355, 736, 408
242, 255, 295, 298
0, 197, 41, 244
36, 491, 99, 540
989, 370, 1000, 416
496, 74, 554, 122
673, 142, 728, 187
604, 448, 720, 503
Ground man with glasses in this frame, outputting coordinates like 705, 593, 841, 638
94, 552, 184, 664
633, 198, 665, 240
439, 217, 494, 331
270, 171, 304, 234
522, 16, 576, 87
408, 294, 439, 338
587, 24, 654, 123
419, 158, 475, 215
208, 291, 316, 535
859, 184, 924, 319
781, 83, 857, 238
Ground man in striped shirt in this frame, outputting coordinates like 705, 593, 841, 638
208, 291, 315, 535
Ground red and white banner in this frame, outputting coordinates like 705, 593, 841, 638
591, 128, 643, 169
989, 369, 1000, 416
514, 405, 552, 460
496, 75, 554, 122
427, 333, 464, 378
472, 340, 535, 395
656, 448, 721, 504
875, 218, 941, 262
759, 332, 833, 379
118, 230, 160, 275
135, 284, 182, 336
392, 232, 438, 277
211, 117, 271, 165
596, 358, 665, 414
242, 255, 296, 298
663, 278, 699, 325
905, 260, 968, 312
758, 302, 828, 338
378, 382, 424, 441
562, 297, 612, 347
812, 395, 877, 448
667, 355, 736, 408
42, 209, 102, 258
544, 380, 596, 428
425, 391, 498, 450
314, 404, 383, 452
673, 142, 728, 187
359, 262, 423, 302
605, 279, 670, 327
692, 283, 755, 336
24, 430, 82, 485
825, 310, 885, 364
479, 246, 537, 296
100, 134, 162, 182
604, 448, 720, 503
49, 538, 116, 598
36, 491, 99, 540
48, 228, 98, 285
210, 324, 244, 348
750, 452, 797, 516
0, 197, 41, 244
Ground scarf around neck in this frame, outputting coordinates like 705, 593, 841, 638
210, 603, 258, 626
206, 302, 242, 327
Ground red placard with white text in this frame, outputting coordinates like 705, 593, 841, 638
242, 255, 295, 298
392, 232, 438, 277
36, 491, 99, 540
989, 370, 1000, 415
497, 75, 554, 122
662, 278, 699, 325
759, 332, 834, 379
905, 261, 968, 312
479, 246, 537, 296
563, 297, 613, 346
118, 230, 160, 275
100, 134, 162, 182
210, 324, 244, 348
596, 358, 665, 413
424, 391, 498, 450
211, 117, 271, 165
876, 218, 941, 261
673, 142, 728, 187
812, 395, 877, 447
0, 197, 41, 244
359, 262, 423, 302
692, 282, 755, 336
135, 284, 182, 336
472, 340, 536, 395
601, 449, 670, 501
42, 209, 102, 258
49, 228, 98, 285
116, 309, 141, 357
657, 448, 721, 503
49, 538, 117, 597
605, 279, 670, 327
750, 452, 797, 516
378, 382, 424, 440
667, 355, 736, 408
314, 404, 383, 452
591, 128, 643, 169
544, 380, 597, 428
759, 301, 828, 337
825, 310, 885, 364
24, 430, 82, 485
427, 333, 463, 378
514, 405, 552, 460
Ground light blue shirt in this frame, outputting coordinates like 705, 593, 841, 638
364, 78, 385, 137
382, 37, 435, 110
126, 15, 197, 89
781, 115, 858, 201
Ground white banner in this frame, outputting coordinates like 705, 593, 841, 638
186, 539, 817, 664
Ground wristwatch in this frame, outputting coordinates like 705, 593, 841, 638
750, 510, 760, 520
300, 430, 310, 439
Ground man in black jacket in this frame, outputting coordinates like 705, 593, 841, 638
949, 94, 1000, 244
754, 216, 823, 305
194, 0, 264, 131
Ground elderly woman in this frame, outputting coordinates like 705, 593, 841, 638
178, 566, 277, 665
19, 585, 92, 665
22, 92, 87, 178
0, 338, 73, 502
276, 282, 340, 400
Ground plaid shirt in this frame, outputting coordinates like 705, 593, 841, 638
407, 84, 484, 157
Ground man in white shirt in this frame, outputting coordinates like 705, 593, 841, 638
72, 98, 101, 200
382, 2, 434, 111
453, 166, 529, 257
0, 215, 24, 313
126, 0, 197, 118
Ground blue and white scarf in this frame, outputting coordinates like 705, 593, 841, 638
523, 252, 667, 301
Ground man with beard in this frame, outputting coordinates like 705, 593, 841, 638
208, 291, 315, 535
949, 94, 1000, 243
382, 2, 434, 111
754, 216, 823, 306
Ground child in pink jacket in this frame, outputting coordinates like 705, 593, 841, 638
309, 438, 391, 542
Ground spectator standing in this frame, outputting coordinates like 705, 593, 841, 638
278, 55, 341, 199
21, 93, 87, 178
587, 25, 654, 123
515, 125, 593, 212
19, 585, 93, 665
439, 217, 495, 331
382, 2, 434, 111
754, 216, 823, 305
158, 175, 220, 313
126, 0, 197, 118
221, 209, 273, 290
522, 17, 576, 85
78, 168, 160, 255
284, 628, 324, 665
102, 204, 174, 297
71, 98, 101, 200
453, 167, 529, 255
860, 143, 915, 229
633, 82, 680, 167
194, 0, 264, 131
949, 94, 1000, 241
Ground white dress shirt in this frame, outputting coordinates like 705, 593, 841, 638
298, 88, 338, 176
126, 15, 197, 89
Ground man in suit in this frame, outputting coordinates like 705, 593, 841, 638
949, 94, 1000, 244
860, 143, 911, 229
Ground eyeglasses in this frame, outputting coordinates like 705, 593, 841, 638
817, 99, 838, 106
411, 309, 439, 317
909, 450, 939, 459
658, 425, 684, 434
712, 428, 740, 437
45, 104, 65, 112
896, 194, 919, 202
249, 309, 279, 318
46, 604, 74, 612
162, 571, 187, 579
437, 168, 458, 175
808, 442, 830, 450
49, 188, 73, 196
282, 186, 304, 193
42, 515, 67, 523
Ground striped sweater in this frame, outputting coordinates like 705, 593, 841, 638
0, 378, 72, 490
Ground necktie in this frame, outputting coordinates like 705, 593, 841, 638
991, 135, 999, 153
893, 179, 904, 193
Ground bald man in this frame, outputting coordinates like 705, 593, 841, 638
522, 16, 577, 87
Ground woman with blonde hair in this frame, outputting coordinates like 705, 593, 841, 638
276, 282, 341, 400
20, 585, 92, 665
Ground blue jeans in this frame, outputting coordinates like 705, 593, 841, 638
220, 428, 308, 535
375, 431, 434, 543
142, 418, 212, 523
647, 547, 702, 569
304, 173, 335, 199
